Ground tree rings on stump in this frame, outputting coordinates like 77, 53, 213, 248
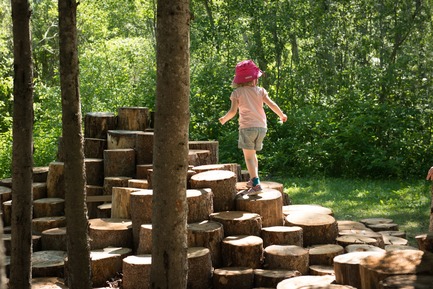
261, 226, 303, 247
88, 218, 132, 249
308, 244, 344, 266
209, 211, 262, 237
264, 245, 309, 274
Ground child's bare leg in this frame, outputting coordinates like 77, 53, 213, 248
243, 149, 258, 180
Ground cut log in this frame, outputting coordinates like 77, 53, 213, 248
220, 163, 242, 181
46, 162, 65, 199
187, 247, 213, 289
359, 250, 433, 289
261, 226, 303, 247
122, 254, 152, 289
97, 203, 112, 218
190, 170, 237, 212
345, 244, 385, 253
0, 178, 12, 188
103, 149, 136, 178
84, 137, 107, 159
264, 245, 309, 274
378, 231, 406, 239
384, 245, 419, 251
84, 158, 104, 186
308, 244, 344, 266
88, 247, 132, 287
137, 224, 152, 255
111, 187, 142, 219
337, 220, 368, 231
129, 190, 153, 250
31, 277, 67, 289
309, 265, 334, 276
379, 275, 433, 289
237, 181, 290, 205
382, 235, 408, 246
0, 186, 11, 205
236, 189, 284, 227
336, 235, 381, 248
107, 130, 138, 150
285, 213, 338, 246
135, 164, 153, 180
360, 218, 393, 226
368, 223, 399, 232
117, 106, 149, 131
189, 140, 219, 164
32, 216, 66, 234
128, 179, 149, 189
3, 234, 41, 256
88, 218, 133, 249
213, 267, 254, 289
187, 188, 213, 223
415, 232, 433, 253
253, 269, 301, 288
86, 185, 104, 219
283, 204, 333, 216
193, 164, 226, 174
41, 227, 67, 251
33, 182, 47, 200
32, 250, 67, 278
135, 131, 154, 165
84, 112, 117, 139
339, 230, 385, 248
32, 166, 49, 182
33, 198, 64, 218
2, 200, 11, 226
221, 235, 264, 269
188, 220, 224, 268
189, 149, 212, 166
276, 275, 336, 289
103, 176, 131, 195
209, 211, 262, 237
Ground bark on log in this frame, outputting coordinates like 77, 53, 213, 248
189, 140, 219, 164
86, 185, 104, 219
264, 245, 309, 274
33, 182, 47, 200
189, 149, 212, 166
32, 250, 67, 278
190, 170, 237, 212
104, 176, 131, 195
253, 269, 301, 288
31, 277, 67, 289
136, 164, 153, 180
188, 220, 224, 268
84, 137, 107, 159
122, 254, 152, 289
222, 235, 264, 269
111, 187, 142, 219
213, 267, 254, 289
282, 204, 333, 216
88, 218, 133, 250
308, 244, 344, 266
309, 265, 335, 276
41, 227, 67, 251
261, 226, 303, 247
276, 275, 336, 289
137, 224, 152, 255
33, 198, 65, 218
32, 166, 49, 183
103, 149, 136, 178
187, 188, 213, 223
187, 247, 213, 289
84, 158, 104, 186
415, 232, 433, 253
284, 213, 338, 246
130, 190, 153, 250
107, 130, 138, 150
32, 216, 66, 234
135, 131, 154, 165
117, 106, 149, 131
379, 275, 433, 289
46, 162, 65, 199
209, 211, 262, 237
128, 179, 149, 189
84, 112, 117, 139
236, 189, 284, 227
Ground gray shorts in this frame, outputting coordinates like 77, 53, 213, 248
238, 127, 267, 151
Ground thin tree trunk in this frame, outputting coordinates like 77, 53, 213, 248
151, 0, 190, 288
10, 1, 33, 288
58, 0, 92, 288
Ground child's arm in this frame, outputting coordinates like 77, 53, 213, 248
219, 98, 238, 125
263, 95, 287, 122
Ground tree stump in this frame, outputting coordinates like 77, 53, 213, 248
103, 176, 131, 196
382, 235, 408, 246
189, 140, 219, 164
359, 250, 433, 289
379, 275, 433, 289
189, 149, 212, 166
309, 265, 335, 276
41, 227, 67, 251
190, 170, 237, 212
264, 245, 309, 274
32, 182, 47, 200
103, 149, 136, 178
111, 187, 142, 219
117, 106, 149, 131
46, 162, 65, 199
193, 164, 226, 174
285, 213, 338, 246
188, 220, 224, 268
187, 247, 213, 289
31, 277, 67, 289
384, 245, 419, 251
283, 204, 333, 216
360, 218, 393, 226
236, 189, 283, 227
107, 130, 138, 150
32, 250, 67, 278
128, 179, 149, 189
135, 164, 153, 180
253, 269, 301, 288
97, 203, 112, 218
84, 158, 104, 186
379, 231, 406, 239
187, 188, 213, 223
33, 198, 64, 218
137, 224, 152, 255
32, 166, 49, 182
32, 216, 66, 234
220, 163, 242, 181
415, 232, 433, 252
86, 185, 104, 218
88, 218, 133, 249
130, 190, 153, 249
2, 199, 12, 226
209, 211, 262, 237
339, 229, 385, 248
276, 275, 336, 289
135, 131, 154, 165
84, 112, 117, 139
336, 235, 382, 248
0, 186, 11, 206
237, 181, 290, 205
222, 235, 264, 269
3, 234, 41, 256
0, 178, 12, 188
213, 267, 254, 289
308, 244, 344, 266
338, 220, 368, 231
261, 226, 303, 247
88, 247, 132, 287
84, 137, 107, 159
345, 244, 385, 253
122, 254, 152, 289
368, 223, 399, 232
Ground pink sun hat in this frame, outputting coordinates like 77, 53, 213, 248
232, 60, 263, 84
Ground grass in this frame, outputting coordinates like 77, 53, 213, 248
271, 177, 432, 247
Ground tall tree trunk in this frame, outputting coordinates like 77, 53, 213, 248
58, 1, 92, 288
151, 0, 190, 288
10, 1, 33, 288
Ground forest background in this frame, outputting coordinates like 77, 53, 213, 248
1, 0, 433, 181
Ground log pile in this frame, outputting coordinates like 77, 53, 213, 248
1, 106, 432, 289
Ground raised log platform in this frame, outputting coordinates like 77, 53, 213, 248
103, 149, 136, 178
88, 218, 133, 250
308, 244, 344, 266
187, 188, 213, 223
253, 269, 301, 288
264, 245, 309, 274
275, 275, 336, 289
41, 227, 67, 251
209, 211, 262, 237
130, 190, 153, 249
84, 112, 117, 139
213, 267, 254, 289
111, 187, 141, 219
261, 226, 303, 247
283, 204, 333, 216
222, 235, 264, 269
117, 106, 149, 131
31, 277, 67, 289
33, 198, 64, 218
122, 254, 152, 289
187, 247, 213, 289
137, 224, 152, 255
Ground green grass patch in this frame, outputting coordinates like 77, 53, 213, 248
272, 177, 431, 246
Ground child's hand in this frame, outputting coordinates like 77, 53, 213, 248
280, 114, 288, 123
219, 117, 226, 125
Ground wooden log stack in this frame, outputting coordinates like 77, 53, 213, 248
2, 106, 432, 289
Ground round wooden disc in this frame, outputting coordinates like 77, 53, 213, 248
345, 244, 385, 253
337, 220, 367, 231
276, 275, 336, 289
191, 170, 235, 181
283, 204, 333, 216
360, 218, 393, 225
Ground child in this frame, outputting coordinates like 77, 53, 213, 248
219, 60, 287, 195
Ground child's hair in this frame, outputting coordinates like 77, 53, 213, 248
231, 80, 256, 89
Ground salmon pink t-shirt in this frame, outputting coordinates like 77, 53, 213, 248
230, 86, 267, 129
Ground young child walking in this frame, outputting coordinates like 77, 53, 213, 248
219, 60, 287, 195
